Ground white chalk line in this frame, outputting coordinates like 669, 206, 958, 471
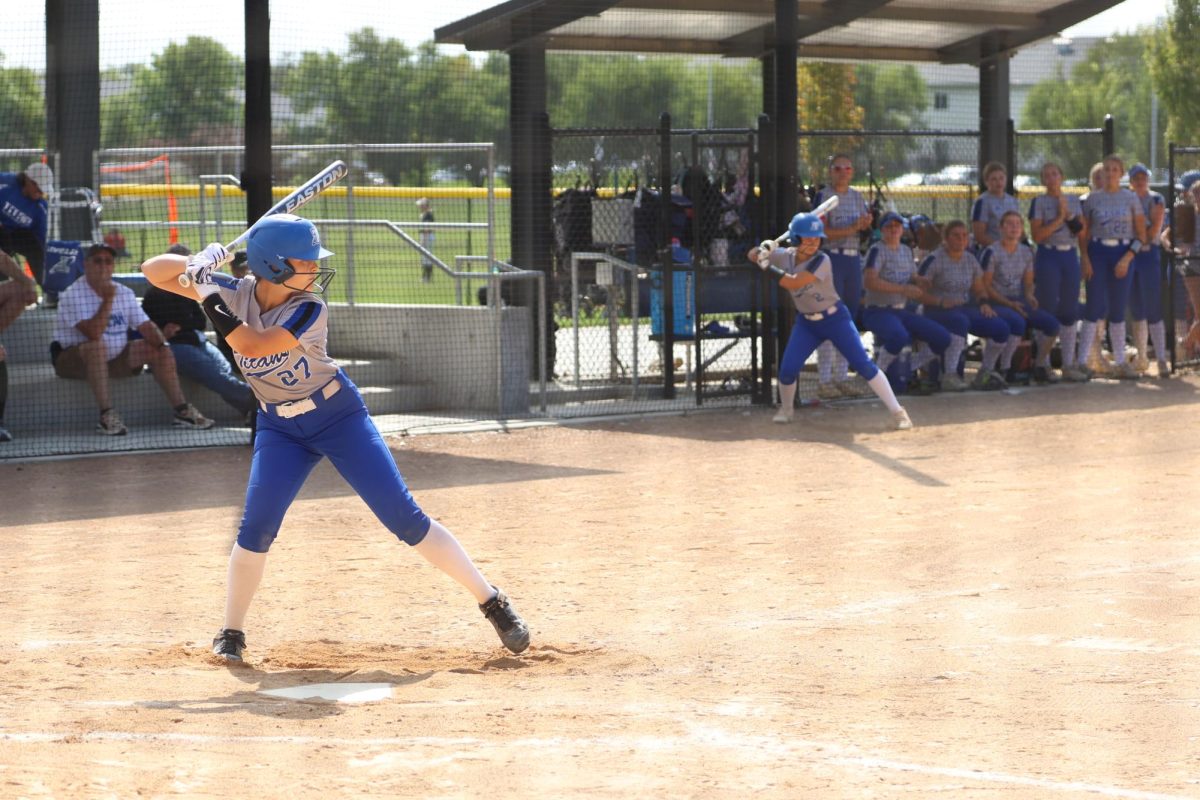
0, 726, 1190, 799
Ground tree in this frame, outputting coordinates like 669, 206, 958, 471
134, 37, 242, 144
1147, 0, 1200, 146
853, 64, 929, 180
797, 62, 865, 181
0, 55, 45, 148
1022, 32, 1165, 180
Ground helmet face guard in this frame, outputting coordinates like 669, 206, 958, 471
246, 213, 335, 293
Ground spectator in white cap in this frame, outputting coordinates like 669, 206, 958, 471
0, 162, 53, 306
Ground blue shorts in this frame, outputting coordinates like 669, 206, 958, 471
1033, 245, 1081, 326
779, 302, 877, 385
236, 372, 431, 553
1130, 247, 1164, 324
1083, 240, 1135, 323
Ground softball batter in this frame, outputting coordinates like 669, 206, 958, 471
749, 212, 911, 430
142, 214, 529, 661
813, 155, 871, 398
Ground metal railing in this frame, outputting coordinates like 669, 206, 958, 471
569, 252, 642, 395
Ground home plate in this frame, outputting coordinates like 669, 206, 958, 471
258, 683, 393, 703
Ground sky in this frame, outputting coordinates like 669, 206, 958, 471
3, 0, 1177, 70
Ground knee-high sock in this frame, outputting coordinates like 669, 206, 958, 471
223, 544, 268, 632
1000, 336, 1021, 370
1076, 320, 1097, 365
1150, 321, 1168, 362
866, 372, 902, 413
945, 334, 966, 376
1132, 320, 1149, 362
413, 519, 495, 604
1059, 323, 1077, 367
817, 341, 834, 383
913, 342, 936, 369
876, 349, 897, 373
832, 349, 849, 382
982, 339, 1004, 372
1109, 321, 1127, 364
777, 379, 797, 412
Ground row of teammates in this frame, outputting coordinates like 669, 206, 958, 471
748, 153, 1182, 431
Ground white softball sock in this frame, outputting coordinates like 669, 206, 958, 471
1109, 321, 1127, 364
866, 372, 903, 414
832, 349, 849, 382
413, 519, 495, 604
875, 349, 897, 374
223, 544, 267, 632
1059, 323, 1077, 367
982, 339, 1004, 372
913, 342, 935, 369
945, 334, 966, 376
1000, 336, 1021, 370
1132, 319, 1149, 362
817, 341, 834, 383
1076, 320, 1097, 365
776, 380, 798, 419
1150, 321, 1168, 362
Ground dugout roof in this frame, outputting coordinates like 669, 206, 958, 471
435, 0, 1125, 63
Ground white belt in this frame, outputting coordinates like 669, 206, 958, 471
1094, 238, 1131, 247
826, 248, 860, 256
261, 379, 341, 418
804, 306, 838, 322
1042, 244, 1074, 251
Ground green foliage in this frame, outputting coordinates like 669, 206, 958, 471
853, 64, 929, 179
1147, 0, 1200, 145
133, 37, 242, 144
0, 55, 45, 148
797, 62, 864, 176
1021, 32, 1165, 179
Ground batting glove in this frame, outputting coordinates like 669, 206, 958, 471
758, 239, 777, 256
185, 243, 230, 281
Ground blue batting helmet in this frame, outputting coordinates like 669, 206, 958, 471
1181, 170, 1200, 193
788, 212, 826, 243
245, 214, 335, 293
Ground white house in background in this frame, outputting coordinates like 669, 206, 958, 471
909, 35, 1102, 169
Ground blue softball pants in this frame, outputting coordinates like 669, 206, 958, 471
861, 306, 951, 355
826, 252, 863, 315
1083, 241, 1135, 324
1033, 245, 1081, 327
236, 372, 431, 553
923, 304, 1010, 342
1130, 246, 1164, 324
779, 302, 878, 385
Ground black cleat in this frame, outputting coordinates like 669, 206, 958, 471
479, 588, 530, 654
212, 628, 246, 661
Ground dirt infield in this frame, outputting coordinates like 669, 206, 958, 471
2, 376, 1199, 798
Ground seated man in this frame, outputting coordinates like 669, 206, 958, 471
0, 250, 39, 442
141, 244, 255, 423
50, 242, 214, 435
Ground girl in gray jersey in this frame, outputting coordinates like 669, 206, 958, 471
1078, 154, 1146, 378
142, 214, 530, 662
971, 162, 1020, 251
980, 211, 1061, 383
1127, 163, 1169, 377
1029, 162, 1087, 381
813, 154, 872, 398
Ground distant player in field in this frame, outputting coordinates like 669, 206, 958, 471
1126, 163, 1169, 377
813, 154, 871, 399
980, 211, 1061, 384
1078, 154, 1147, 379
750, 212, 911, 430
971, 162, 1020, 252
860, 212, 951, 393
1028, 161, 1087, 382
917, 220, 1011, 391
142, 214, 530, 663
